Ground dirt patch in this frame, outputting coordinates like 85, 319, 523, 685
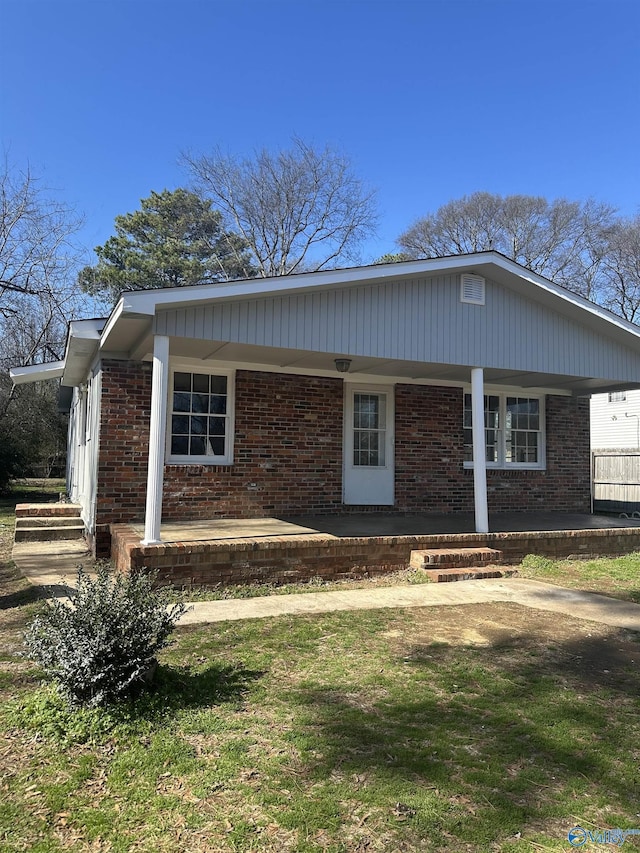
397, 602, 640, 688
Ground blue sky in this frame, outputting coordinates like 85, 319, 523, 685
2, 0, 639, 266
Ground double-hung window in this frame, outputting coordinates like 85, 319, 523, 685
463, 393, 544, 469
167, 367, 234, 464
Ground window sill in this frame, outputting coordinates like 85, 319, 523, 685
166, 457, 233, 466
463, 463, 546, 472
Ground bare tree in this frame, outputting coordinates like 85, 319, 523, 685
397, 192, 617, 300
183, 137, 378, 277
599, 216, 640, 322
0, 160, 85, 485
1, 160, 84, 363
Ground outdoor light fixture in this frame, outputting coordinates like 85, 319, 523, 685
334, 358, 352, 373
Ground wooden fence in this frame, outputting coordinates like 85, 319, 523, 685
592, 451, 640, 514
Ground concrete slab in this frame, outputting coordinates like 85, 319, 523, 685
129, 517, 335, 543
178, 578, 640, 632
11, 539, 96, 592
281, 512, 640, 537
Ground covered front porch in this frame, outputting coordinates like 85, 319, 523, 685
110, 512, 640, 588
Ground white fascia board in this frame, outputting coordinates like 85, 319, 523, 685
61, 318, 105, 387
99, 298, 125, 348
10, 361, 65, 385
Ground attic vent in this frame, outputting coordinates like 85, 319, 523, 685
460, 274, 485, 305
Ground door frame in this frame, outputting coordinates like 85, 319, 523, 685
342, 382, 395, 505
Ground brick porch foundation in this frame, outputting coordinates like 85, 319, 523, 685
111, 523, 640, 588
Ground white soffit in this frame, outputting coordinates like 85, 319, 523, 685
10, 361, 65, 384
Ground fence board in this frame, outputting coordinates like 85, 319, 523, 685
592, 451, 640, 514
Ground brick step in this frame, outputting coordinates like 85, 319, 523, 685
410, 546, 503, 571
14, 524, 86, 542
15, 503, 82, 519
15, 516, 83, 529
423, 567, 505, 583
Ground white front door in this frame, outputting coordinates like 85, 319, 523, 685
343, 385, 395, 505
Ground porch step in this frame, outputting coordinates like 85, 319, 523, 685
14, 523, 86, 542
14, 504, 84, 542
15, 503, 82, 519
15, 516, 83, 529
422, 567, 505, 583
410, 546, 503, 581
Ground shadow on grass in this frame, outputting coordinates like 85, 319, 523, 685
289, 630, 640, 840
151, 661, 264, 712
0, 584, 71, 610
4, 662, 265, 745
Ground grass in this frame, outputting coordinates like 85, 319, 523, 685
1, 480, 640, 851
1, 606, 639, 852
175, 568, 434, 602
519, 552, 640, 603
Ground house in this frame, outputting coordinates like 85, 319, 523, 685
591, 389, 640, 514
591, 389, 640, 450
11, 251, 640, 574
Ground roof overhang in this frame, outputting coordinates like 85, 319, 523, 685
10, 253, 640, 397
102, 250, 640, 344
10, 361, 65, 384
9, 319, 105, 389
60, 319, 105, 386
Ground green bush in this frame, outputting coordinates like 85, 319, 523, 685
24, 563, 187, 708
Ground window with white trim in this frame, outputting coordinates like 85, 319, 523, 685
167, 368, 234, 464
463, 393, 544, 468
608, 391, 626, 402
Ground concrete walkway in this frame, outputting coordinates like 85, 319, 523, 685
178, 579, 640, 631
10, 540, 640, 632
11, 539, 95, 588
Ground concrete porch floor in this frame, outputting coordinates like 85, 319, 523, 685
128, 512, 640, 544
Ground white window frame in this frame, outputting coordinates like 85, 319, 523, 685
608, 391, 627, 402
463, 392, 546, 471
166, 363, 235, 465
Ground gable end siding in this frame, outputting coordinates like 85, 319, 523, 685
154, 275, 640, 381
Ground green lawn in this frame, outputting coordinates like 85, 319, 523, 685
2, 606, 640, 851
519, 552, 640, 603
1, 483, 640, 851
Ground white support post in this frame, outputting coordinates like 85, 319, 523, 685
142, 335, 169, 545
471, 367, 489, 534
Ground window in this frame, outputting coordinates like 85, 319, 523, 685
167, 368, 234, 463
464, 393, 544, 468
608, 391, 626, 402
353, 392, 387, 467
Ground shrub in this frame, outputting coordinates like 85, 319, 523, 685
24, 563, 187, 708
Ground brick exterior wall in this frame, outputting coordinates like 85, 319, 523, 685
96, 362, 344, 529
162, 370, 344, 519
95, 361, 591, 534
394, 385, 591, 514
97, 360, 154, 527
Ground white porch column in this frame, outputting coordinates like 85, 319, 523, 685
471, 367, 489, 534
142, 335, 170, 545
